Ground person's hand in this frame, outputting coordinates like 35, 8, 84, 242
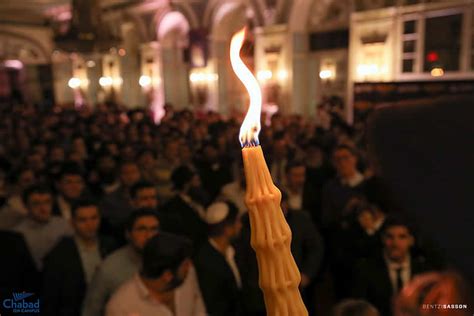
342, 196, 362, 216
393, 271, 473, 316
300, 274, 310, 288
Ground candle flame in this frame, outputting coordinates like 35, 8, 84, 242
230, 27, 262, 147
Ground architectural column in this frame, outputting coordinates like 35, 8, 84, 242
290, 32, 310, 116
141, 42, 165, 121
254, 25, 293, 114
24, 65, 42, 104
85, 55, 103, 106
210, 39, 230, 114
120, 23, 143, 108
161, 46, 190, 109
52, 52, 74, 105
102, 52, 122, 103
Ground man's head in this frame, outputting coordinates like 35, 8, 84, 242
285, 160, 306, 191
72, 135, 87, 156
355, 202, 377, 232
125, 208, 160, 252
280, 190, 289, 216
202, 141, 219, 164
119, 160, 141, 188
171, 165, 200, 194
179, 142, 193, 164
96, 151, 117, 183
164, 140, 180, 161
32, 142, 48, 159
49, 144, 65, 163
333, 299, 379, 316
71, 199, 100, 242
381, 216, 415, 263
26, 150, 45, 172
15, 167, 36, 191
140, 233, 193, 292
23, 184, 53, 223
305, 140, 325, 168
57, 162, 85, 200
130, 181, 158, 209
332, 145, 358, 179
137, 149, 156, 170
272, 132, 288, 158
205, 201, 242, 241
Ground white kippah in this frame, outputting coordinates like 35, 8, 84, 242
206, 202, 229, 224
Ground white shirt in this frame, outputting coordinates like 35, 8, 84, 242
105, 265, 206, 316
219, 182, 247, 215
179, 193, 206, 220
286, 189, 303, 211
74, 237, 102, 285
6, 195, 28, 215
13, 216, 72, 269
57, 196, 72, 220
341, 172, 364, 188
384, 253, 411, 294
208, 239, 242, 289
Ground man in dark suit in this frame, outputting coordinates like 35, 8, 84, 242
283, 160, 323, 229
303, 140, 334, 228
322, 145, 366, 229
352, 216, 433, 316
101, 180, 158, 245
196, 140, 233, 202
0, 230, 40, 298
99, 160, 141, 239
53, 162, 87, 220
160, 166, 208, 248
236, 192, 324, 316
42, 199, 116, 316
194, 201, 243, 316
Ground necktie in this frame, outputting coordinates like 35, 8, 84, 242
395, 267, 404, 293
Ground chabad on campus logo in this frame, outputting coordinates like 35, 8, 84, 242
2, 292, 40, 314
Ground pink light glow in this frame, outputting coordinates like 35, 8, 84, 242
4, 60, 23, 69
157, 11, 190, 44
57, 11, 72, 21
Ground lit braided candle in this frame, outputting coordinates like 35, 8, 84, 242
230, 27, 308, 316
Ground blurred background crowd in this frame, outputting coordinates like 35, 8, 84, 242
0, 99, 471, 316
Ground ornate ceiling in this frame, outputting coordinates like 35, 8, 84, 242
0, 0, 70, 25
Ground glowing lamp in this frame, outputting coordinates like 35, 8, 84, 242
99, 76, 113, 87
68, 77, 81, 89
319, 69, 334, 80
277, 70, 288, 80
430, 67, 444, 77
139, 75, 152, 87
257, 70, 272, 82
113, 77, 123, 85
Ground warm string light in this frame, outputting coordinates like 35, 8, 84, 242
230, 27, 262, 147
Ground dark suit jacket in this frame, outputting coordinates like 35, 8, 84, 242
321, 178, 366, 228
305, 164, 334, 227
352, 253, 432, 316
194, 240, 243, 316
99, 186, 134, 245
160, 195, 208, 249
236, 211, 324, 314
286, 210, 324, 280
0, 230, 40, 296
41, 236, 116, 316
197, 161, 233, 202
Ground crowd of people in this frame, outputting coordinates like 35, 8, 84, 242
0, 99, 470, 316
